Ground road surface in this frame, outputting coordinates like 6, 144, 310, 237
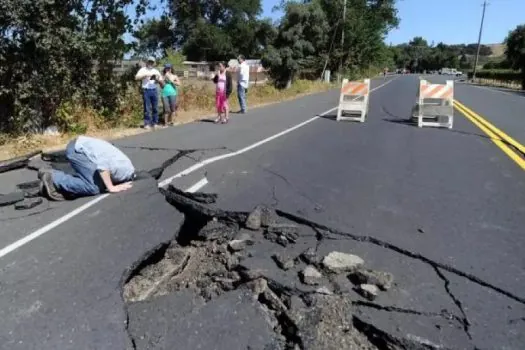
0, 75, 523, 350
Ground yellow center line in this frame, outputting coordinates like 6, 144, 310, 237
454, 99, 525, 155
453, 101, 525, 171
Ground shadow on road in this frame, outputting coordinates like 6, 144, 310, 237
381, 118, 523, 154
318, 114, 337, 121
199, 118, 216, 123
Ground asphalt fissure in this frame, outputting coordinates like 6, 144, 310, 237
121, 185, 472, 350
275, 210, 525, 306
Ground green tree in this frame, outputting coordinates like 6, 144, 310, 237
133, 16, 175, 57
272, 0, 399, 78
262, 0, 329, 87
163, 0, 273, 61
0, 0, 148, 133
505, 24, 525, 89
459, 54, 471, 70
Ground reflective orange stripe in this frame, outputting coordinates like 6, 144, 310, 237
341, 82, 368, 96
421, 83, 453, 98
441, 89, 453, 99
425, 85, 445, 98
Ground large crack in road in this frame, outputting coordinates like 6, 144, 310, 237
119, 179, 525, 350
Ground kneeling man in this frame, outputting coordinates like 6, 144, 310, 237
40, 136, 134, 200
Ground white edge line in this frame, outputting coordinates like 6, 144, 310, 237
0, 77, 395, 260
468, 83, 521, 97
0, 194, 109, 258
185, 177, 209, 193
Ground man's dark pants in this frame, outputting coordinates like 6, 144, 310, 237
51, 140, 104, 196
143, 88, 159, 126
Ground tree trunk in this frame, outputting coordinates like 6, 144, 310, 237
521, 69, 525, 90
285, 71, 294, 89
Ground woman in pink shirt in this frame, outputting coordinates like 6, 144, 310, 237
212, 62, 232, 124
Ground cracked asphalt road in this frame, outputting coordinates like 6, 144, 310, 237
0, 75, 524, 349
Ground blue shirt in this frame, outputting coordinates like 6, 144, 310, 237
75, 136, 135, 183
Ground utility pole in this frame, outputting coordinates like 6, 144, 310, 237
472, 0, 488, 80
339, 0, 347, 82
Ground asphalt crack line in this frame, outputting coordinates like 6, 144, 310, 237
352, 300, 464, 325
275, 210, 525, 306
261, 167, 325, 213
433, 266, 472, 339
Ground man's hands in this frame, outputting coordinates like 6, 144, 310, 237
107, 182, 133, 193
100, 170, 133, 194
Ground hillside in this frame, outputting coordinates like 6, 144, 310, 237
487, 43, 505, 57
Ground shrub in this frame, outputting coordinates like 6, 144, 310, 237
467, 69, 521, 83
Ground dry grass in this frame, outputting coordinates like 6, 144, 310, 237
0, 128, 147, 161
487, 43, 506, 57
0, 80, 334, 160
473, 78, 522, 90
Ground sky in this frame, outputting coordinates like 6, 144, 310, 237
385, 0, 525, 45
259, 0, 525, 45
131, 0, 525, 45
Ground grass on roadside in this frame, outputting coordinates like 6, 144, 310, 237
0, 79, 335, 161
471, 77, 522, 90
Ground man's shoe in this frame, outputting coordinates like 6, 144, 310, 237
39, 171, 65, 201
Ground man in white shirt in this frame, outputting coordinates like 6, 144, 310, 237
237, 55, 250, 114
135, 57, 162, 129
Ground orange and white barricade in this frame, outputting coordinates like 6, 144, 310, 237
337, 79, 370, 122
417, 79, 454, 129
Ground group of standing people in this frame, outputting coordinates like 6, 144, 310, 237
135, 55, 250, 128
135, 56, 181, 129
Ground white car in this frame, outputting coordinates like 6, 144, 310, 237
440, 68, 463, 77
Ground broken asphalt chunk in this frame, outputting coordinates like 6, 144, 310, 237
261, 288, 288, 313
300, 266, 323, 286
322, 251, 364, 273
0, 150, 41, 174
246, 278, 268, 296
348, 269, 394, 291
16, 180, 41, 190
167, 184, 217, 204
26, 155, 52, 172
236, 264, 268, 281
0, 191, 25, 207
260, 206, 278, 227
267, 223, 299, 238
246, 205, 279, 230
357, 284, 379, 301
296, 295, 376, 350
315, 286, 333, 295
228, 233, 254, 252
272, 254, 295, 271
197, 219, 237, 241
299, 247, 319, 265
14, 197, 43, 210
246, 205, 263, 230
276, 235, 289, 247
